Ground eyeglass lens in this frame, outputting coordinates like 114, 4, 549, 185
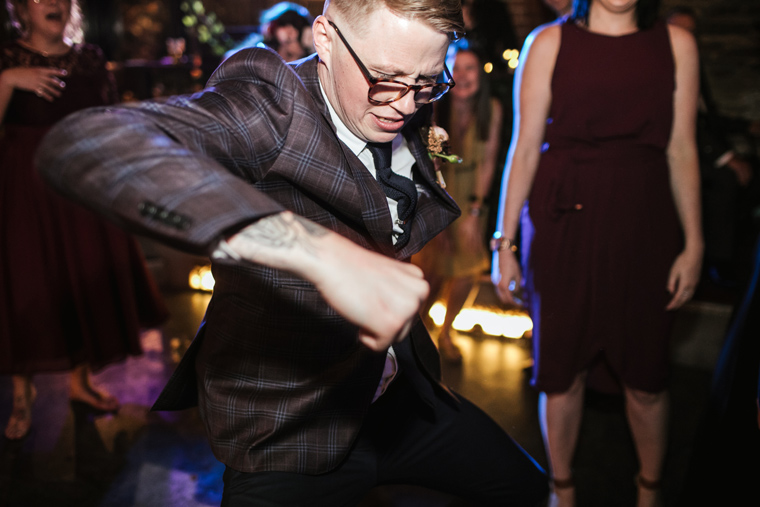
369, 81, 449, 105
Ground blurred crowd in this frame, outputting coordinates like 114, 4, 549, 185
2, 1, 759, 506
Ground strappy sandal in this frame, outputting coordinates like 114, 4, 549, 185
4, 384, 36, 441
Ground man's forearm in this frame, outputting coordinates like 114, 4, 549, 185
224, 211, 428, 351
224, 211, 329, 280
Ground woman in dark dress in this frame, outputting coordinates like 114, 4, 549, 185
491, 0, 702, 505
0, 0, 167, 440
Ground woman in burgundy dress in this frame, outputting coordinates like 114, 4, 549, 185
0, 0, 167, 440
492, 0, 701, 505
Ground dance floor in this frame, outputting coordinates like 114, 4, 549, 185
0, 280, 732, 506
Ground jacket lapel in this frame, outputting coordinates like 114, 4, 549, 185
396, 127, 460, 259
290, 56, 459, 260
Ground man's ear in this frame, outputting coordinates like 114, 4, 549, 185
312, 15, 333, 66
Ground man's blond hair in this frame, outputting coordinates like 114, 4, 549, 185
325, 0, 464, 37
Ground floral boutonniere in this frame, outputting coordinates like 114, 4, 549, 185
423, 124, 462, 189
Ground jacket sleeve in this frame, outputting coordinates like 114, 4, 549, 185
36, 49, 302, 255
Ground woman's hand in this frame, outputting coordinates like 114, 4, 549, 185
492, 248, 522, 305
1, 67, 67, 102
665, 247, 703, 310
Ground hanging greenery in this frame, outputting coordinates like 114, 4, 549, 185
180, 1, 235, 57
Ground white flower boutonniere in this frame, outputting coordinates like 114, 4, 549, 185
423, 124, 462, 189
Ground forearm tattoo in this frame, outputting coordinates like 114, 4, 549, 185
237, 212, 328, 257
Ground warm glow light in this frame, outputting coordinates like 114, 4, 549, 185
428, 302, 533, 339
508, 57, 519, 69
502, 49, 519, 61
430, 302, 447, 327
189, 264, 215, 292
483, 62, 493, 74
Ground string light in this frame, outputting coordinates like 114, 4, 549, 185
502, 49, 520, 70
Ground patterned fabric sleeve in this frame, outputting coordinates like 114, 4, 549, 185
36, 49, 297, 254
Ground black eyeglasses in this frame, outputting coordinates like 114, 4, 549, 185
327, 20, 455, 105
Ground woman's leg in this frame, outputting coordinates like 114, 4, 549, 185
624, 387, 668, 507
5, 374, 36, 440
438, 276, 476, 363
69, 363, 120, 412
539, 372, 587, 507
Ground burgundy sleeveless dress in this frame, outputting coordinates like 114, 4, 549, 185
523, 21, 682, 394
0, 42, 168, 375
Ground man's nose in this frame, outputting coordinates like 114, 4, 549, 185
392, 90, 418, 117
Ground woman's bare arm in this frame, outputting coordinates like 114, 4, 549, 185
664, 24, 703, 310
492, 23, 560, 303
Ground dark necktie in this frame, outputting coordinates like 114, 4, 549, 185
366, 142, 418, 250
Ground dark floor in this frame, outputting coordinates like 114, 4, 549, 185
0, 281, 733, 507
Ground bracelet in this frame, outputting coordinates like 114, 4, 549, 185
490, 232, 517, 252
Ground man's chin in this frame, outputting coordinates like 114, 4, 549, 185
366, 131, 401, 144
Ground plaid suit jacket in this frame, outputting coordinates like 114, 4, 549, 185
38, 49, 461, 474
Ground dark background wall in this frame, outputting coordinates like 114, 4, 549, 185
659, 0, 760, 121
1, 0, 757, 123
506, 0, 760, 123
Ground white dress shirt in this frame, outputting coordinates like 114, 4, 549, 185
320, 83, 405, 402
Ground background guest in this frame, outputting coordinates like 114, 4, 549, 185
224, 2, 313, 62
458, 0, 518, 252
414, 39, 503, 363
0, 0, 167, 440
492, 0, 701, 505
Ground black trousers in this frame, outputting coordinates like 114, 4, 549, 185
220, 373, 548, 507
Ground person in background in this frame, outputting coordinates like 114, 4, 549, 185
224, 2, 314, 62
36, 0, 548, 504
667, 5, 755, 286
414, 39, 503, 363
492, 0, 701, 505
456, 0, 518, 278
0, 0, 167, 440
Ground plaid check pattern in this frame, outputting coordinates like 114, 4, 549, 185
37, 49, 460, 474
